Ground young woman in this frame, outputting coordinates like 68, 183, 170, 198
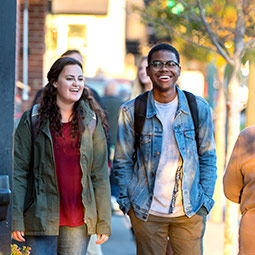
131, 56, 152, 98
12, 57, 111, 255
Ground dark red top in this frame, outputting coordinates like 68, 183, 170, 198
51, 122, 84, 227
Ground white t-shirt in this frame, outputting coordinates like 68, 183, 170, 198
149, 96, 185, 217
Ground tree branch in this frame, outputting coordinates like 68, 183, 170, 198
139, 11, 217, 54
233, 1, 246, 61
158, 20, 215, 51
196, 0, 234, 65
244, 38, 255, 49
218, 40, 232, 57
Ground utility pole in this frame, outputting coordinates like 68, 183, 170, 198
0, 0, 17, 254
22, 0, 29, 101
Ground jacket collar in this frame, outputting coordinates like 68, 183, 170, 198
175, 86, 190, 116
146, 86, 190, 118
80, 100, 95, 125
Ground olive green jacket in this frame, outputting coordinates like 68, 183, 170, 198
12, 101, 111, 236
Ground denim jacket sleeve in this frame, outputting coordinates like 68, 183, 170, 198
196, 97, 217, 212
112, 103, 135, 214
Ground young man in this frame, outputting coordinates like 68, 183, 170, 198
113, 43, 217, 255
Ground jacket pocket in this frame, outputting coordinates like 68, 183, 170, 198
138, 135, 152, 162
140, 135, 151, 145
184, 130, 198, 154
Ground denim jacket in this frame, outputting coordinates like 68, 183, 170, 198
113, 87, 217, 221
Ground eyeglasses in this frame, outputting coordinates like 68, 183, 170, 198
149, 60, 180, 70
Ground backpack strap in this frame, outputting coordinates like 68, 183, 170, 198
134, 91, 149, 149
183, 90, 199, 148
134, 90, 199, 157
31, 105, 40, 144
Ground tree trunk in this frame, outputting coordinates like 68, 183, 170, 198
210, 80, 226, 223
224, 67, 241, 255
246, 61, 255, 127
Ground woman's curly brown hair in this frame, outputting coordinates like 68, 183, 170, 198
37, 57, 108, 143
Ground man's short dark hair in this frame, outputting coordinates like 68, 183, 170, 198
147, 43, 180, 64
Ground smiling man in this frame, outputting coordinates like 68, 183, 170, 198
113, 43, 217, 255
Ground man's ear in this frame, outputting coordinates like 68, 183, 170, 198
177, 65, 181, 77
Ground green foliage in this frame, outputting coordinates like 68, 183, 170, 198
11, 244, 31, 255
166, 1, 184, 14
180, 42, 212, 62
166, 0, 175, 7
133, 0, 255, 64
242, 49, 255, 63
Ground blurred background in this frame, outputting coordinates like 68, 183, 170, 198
16, 0, 229, 112
8, 1, 255, 254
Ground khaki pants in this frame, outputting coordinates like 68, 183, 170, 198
128, 207, 207, 255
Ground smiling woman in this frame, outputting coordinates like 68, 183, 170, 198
12, 57, 111, 255
52, 64, 84, 122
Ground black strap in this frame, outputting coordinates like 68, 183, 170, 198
183, 90, 199, 147
134, 91, 149, 149
31, 106, 40, 144
134, 90, 199, 151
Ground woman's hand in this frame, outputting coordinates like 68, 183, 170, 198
96, 234, 109, 244
12, 231, 25, 242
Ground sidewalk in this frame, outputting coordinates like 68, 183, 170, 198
102, 213, 136, 255
204, 221, 224, 255
102, 213, 225, 255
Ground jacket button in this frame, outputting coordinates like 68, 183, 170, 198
143, 216, 146, 219
156, 152, 160, 156
152, 173, 155, 177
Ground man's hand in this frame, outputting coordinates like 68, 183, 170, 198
12, 231, 25, 242
96, 234, 109, 244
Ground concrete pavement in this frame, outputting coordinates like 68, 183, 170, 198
204, 221, 224, 255
102, 213, 136, 255
102, 212, 225, 255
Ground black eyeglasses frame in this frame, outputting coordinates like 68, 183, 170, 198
149, 60, 180, 70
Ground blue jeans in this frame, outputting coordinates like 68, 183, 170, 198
25, 224, 90, 255
25, 236, 58, 255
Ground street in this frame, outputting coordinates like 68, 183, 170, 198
102, 212, 136, 255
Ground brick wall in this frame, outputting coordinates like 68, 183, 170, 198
18, 0, 48, 111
